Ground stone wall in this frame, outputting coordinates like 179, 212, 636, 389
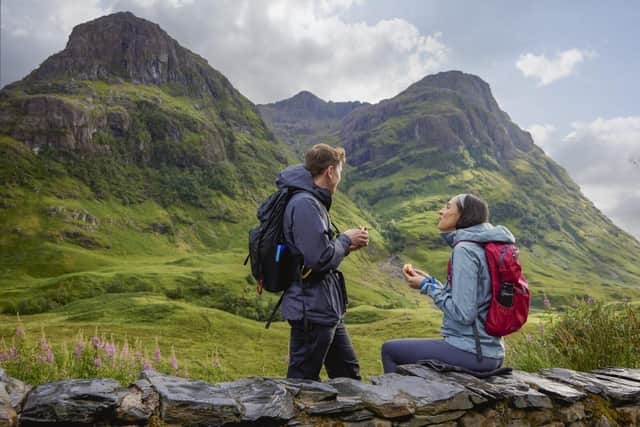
1, 365, 639, 426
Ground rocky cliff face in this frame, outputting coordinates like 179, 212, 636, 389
23, 11, 241, 103
341, 71, 534, 166
2, 366, 640, 426
0, 11, 276, 168
0, 11, 282, 178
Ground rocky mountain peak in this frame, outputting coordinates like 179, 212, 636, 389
22, 11, 238, 102
1, 11, 274, 169
261, 91, 369, 121
26, 12, 181, 84
338, 70, 535, 167
403, 70, 502, 115
273, 91, 327, 114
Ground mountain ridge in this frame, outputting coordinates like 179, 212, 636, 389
257, 90, 369, 154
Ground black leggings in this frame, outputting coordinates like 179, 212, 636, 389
381, 338, 502, 373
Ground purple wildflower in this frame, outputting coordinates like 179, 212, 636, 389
15, 314, 24, 337
120, 341, 130, 361
106, 342, 116, 358
94, 357, 103, 368
0, 351, 8, 362
134, 351, 143, 361
525, 334, 533, 343
40, 336, 49, 353
9, 347, 18, 361
586, 295, 594, 304
543, 295, 551, 308
169, 347, 178, 371
36, 354, 47, 364
46, 348, 55, 364
153, 341, 161, 364
91, 335, 100, 349
143, 359, 153, 371
74, 342, 85, 359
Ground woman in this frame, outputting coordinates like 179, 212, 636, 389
381, 193, 515, 373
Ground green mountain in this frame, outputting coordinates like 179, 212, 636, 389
259, 71, 640, 306
0, 12, 638, 381
258, 91, 368, 155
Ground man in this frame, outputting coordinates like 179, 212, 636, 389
276, 143, 369, 380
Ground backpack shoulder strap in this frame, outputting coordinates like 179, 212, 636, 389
287, 191, 332, 233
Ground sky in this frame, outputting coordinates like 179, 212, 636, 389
1, 0, 639, 238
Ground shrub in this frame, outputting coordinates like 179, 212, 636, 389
164, 285, 184, 300
507, 299, 640, 371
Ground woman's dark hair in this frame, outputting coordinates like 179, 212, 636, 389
455, 194, 489, 229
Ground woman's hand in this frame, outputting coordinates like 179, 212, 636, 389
402, 263, 430, 290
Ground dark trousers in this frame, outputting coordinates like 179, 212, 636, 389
287, 320, 361, 381
381, 338, 503, 373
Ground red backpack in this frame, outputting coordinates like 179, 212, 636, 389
448, 241, 530, 337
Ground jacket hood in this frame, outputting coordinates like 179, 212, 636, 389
441, 223, 515, 247
276, 164, 332, 209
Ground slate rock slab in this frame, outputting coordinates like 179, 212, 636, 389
590, 367, 640, 383
510, 370, 587, 403
305, 399, 364, 416
398, 364, 551, 409
540, 368, 640, 402
219, 377, 297, 422
115, 379, 159, 424
328, 377, 411, 419
272, 378, 338, 403
396, 365, 492, 405
0, 368, 31, 427
370, 372, 476, 415
141, 370, 242, 425
20, 378, 125, 426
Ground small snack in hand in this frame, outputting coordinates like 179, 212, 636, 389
402, 263, 414, 275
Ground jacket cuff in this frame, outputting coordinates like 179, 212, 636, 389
337, 233, 352, 256
420, 276, 442, 296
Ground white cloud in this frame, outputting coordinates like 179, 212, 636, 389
2, 0, 449, 103
516, 49, 595, 86
544, 116, 640, 239
526, 123, 556, 150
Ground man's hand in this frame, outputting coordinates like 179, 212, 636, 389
344, 228, 369, 251
402, 263, 430, 289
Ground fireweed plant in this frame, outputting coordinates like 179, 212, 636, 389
0, 314, 227, 385
506, 297, 640, 371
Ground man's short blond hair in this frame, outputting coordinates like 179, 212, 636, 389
305, 144, 346, 178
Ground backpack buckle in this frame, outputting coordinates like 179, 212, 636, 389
301, 267, 313, 280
